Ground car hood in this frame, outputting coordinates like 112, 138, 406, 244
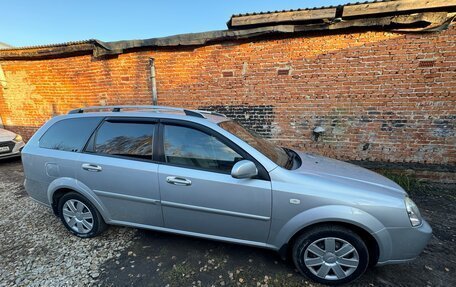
291, 151, 405, 195
0, 128, 16, 142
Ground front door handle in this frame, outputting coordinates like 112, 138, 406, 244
82, 163, 102, 172
166, 176, 192, 186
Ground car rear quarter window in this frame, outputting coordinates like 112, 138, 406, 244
92, 121, 155, 160
39, 117, 102, 152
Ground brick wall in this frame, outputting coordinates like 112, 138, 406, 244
0, 26, 455, 180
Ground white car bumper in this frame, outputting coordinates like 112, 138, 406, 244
0, 140, 25, 158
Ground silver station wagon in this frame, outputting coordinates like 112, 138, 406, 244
22, 106, 432, 285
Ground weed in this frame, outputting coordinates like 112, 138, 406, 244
379, 170, 423, 193
163, 262, 194, 286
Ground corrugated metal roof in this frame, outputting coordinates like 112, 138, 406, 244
0, 39, 95, 51
0, 42, 14, 49
231, 0, 393, 18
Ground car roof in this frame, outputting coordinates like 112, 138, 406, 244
61, 105, 230, 124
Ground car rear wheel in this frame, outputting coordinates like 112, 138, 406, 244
58, 192, 107, 238
292, 225, 369, 285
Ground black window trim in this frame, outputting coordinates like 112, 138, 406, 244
158, 119, 270, 181
82, 116, 106, 153
82, 117, 160, 163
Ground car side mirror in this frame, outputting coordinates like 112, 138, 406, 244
231, 160, 258, 179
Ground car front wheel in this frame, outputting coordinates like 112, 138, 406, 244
292, 225, 369, 285
58, 192, 107, 238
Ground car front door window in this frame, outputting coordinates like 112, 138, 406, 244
163, 125, 243, 173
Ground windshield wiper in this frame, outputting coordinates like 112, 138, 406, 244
283, 148, 296, 170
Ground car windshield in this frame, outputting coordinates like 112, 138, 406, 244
218, 120, 293, 169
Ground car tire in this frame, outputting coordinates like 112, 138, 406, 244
292, 225, 369, 286
58, 192, 107, 238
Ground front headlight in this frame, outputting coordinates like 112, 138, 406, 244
13, 134, 23, 142
405, 196, 422, 227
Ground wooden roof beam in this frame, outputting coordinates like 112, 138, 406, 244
230, 8, 337, 28
343, 0, 456, 17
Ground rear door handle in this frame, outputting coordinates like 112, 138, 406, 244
82, 163, 102, 172
166, 176, 192, 186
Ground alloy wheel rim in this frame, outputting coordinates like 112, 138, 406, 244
62, 199, 94, 234
303, 237, 359, 280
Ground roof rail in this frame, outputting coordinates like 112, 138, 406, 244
67, 105, 226, 118
195, 110, 227, 118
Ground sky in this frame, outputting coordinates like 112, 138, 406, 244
1, 0, 356, 47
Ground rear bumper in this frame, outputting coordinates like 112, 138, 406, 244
376, 219, 432, 265
24, 177, 51, 206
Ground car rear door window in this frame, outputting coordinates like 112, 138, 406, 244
93, 121, 155, 160
163, 124, 243, 173
39, 117, 102, 152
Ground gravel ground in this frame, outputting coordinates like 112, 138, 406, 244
0, 158, 136, 287
0, 158, 455, 286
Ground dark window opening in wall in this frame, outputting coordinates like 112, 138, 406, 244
418, 60, 436, 67
222, 71, 234, 77
277, 68, 290, 76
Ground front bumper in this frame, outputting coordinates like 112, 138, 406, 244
376, 219, 432, 265
0, 140, 25, 159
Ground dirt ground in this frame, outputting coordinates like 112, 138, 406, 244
0, 158, 455, 286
